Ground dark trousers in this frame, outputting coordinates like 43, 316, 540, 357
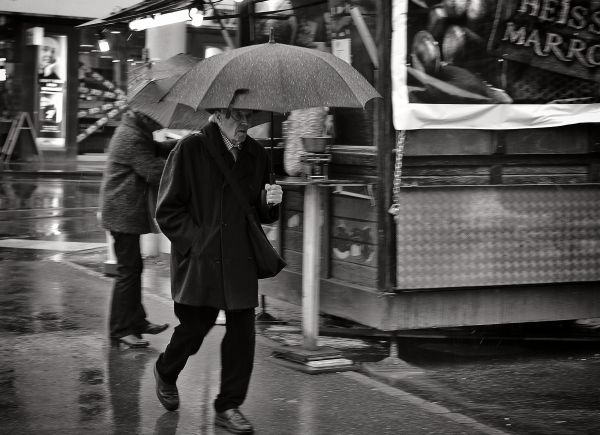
157, 304, 256, 413
109, 232, 148, 338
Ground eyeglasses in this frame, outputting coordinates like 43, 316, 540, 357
227, 109, 253, 122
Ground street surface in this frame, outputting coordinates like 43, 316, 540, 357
0, 177, 599, 434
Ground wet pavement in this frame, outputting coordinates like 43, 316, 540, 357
1, 173, 600, 434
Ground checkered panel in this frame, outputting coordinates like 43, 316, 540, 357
395, 186, 600, 289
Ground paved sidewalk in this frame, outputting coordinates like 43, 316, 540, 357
0, 255, 503, 435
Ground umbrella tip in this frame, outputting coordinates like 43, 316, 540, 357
269, 27, 275, 43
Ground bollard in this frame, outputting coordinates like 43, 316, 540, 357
140, 233, 160, 257
104, 230, 118, 276
158, 232, 171, 255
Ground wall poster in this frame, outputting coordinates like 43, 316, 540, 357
37, 32, 67, 147
392, 0, 600, 129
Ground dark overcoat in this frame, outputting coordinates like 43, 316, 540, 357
99, 110, 165, 234
155, 122, 278, 310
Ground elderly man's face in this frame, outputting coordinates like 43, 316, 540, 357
218, 109, 252, 145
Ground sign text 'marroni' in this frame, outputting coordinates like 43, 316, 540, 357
490, 0, 600, 80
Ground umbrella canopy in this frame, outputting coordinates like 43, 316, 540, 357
160, 39, 381, 113
131, 100, 210, 130
128, 53, 201, 102
128, 53, 210, 130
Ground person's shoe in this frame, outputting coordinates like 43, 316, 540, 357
154, 358, 179, 411
139, 322, 169, 335
112, 334, 149, 348
215, 408, 254, 434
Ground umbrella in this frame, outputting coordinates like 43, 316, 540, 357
130, 100, 211, 130
128, 53, 210, 130
159, 32, 381, 179
128, 53, 201, 98
159, 34, 381, 113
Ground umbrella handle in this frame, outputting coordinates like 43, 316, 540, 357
269, 111, 275, 184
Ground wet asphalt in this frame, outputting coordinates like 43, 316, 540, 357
0, 175, 599, 434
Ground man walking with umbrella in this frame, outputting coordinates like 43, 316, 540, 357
152, 102, 283, 434
150, 32, 377, 433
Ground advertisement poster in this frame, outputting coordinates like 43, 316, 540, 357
37, 33, 67, 147
392, 0, 600, 129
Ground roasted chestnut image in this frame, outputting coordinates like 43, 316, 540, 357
411, 30, 441, 76
408, 0, 512, 103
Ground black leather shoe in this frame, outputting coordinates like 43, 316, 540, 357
215, 408, 254, 434
154, 358, 179, 411
139, 322, 169, 335
112, 334, 149, 348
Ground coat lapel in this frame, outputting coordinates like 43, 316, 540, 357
204, 122, 256, 185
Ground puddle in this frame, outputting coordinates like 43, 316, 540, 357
0, 310, 80, 334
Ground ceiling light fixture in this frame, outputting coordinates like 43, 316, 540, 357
190, 8, 204, 27
98, 39, 110, 52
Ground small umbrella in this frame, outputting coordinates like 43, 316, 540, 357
128, 53, 210, 130
130, 100, 211, 130
128, 53, 201, 99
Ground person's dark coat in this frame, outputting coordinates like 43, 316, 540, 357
156, 121, 278, 310
100, 110, 166, 234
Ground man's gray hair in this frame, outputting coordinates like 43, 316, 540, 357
208, 109, 226, 124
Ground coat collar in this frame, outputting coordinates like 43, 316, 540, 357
203, 121, 260, 158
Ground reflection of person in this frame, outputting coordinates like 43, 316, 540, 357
108, 347, 152, 433
99, 109, 172, 348
153, 108, 283, 434
39, 36, 61, 80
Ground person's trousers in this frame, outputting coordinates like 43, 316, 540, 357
156, 304, 256, 413
109, 232, 148, 338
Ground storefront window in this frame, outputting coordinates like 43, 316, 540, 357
77, 28, 144, 153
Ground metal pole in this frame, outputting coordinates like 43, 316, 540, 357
269, 111, 274, 184
302, 183, 321, 350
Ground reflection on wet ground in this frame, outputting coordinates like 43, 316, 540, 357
0, 179, 104, 242
0, 178, 100, 210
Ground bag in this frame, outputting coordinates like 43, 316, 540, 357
247, 213, 286, 278
202, 133, 286, 279
146, 185, 161, 234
